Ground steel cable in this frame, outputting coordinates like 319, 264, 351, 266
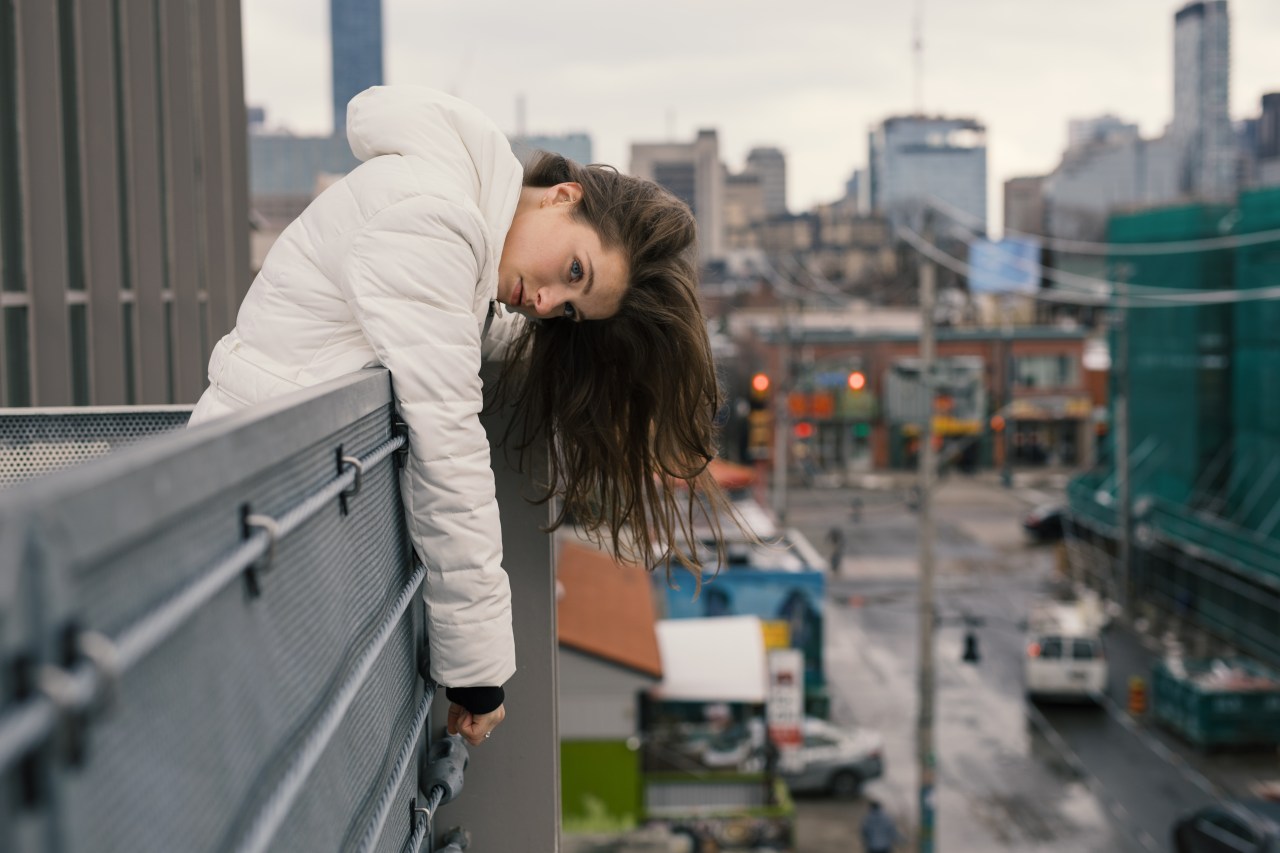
234, 560, 426, 853
0, 434, 405, 775
353, 683, 437, 853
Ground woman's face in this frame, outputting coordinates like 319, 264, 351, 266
497, 183, 628, 322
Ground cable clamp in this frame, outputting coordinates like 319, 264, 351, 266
241, 504, 280, 597
340, 456, 364, 500
245, 514, 280, 573
37, 663, 83, 765
78, 631, 121, 714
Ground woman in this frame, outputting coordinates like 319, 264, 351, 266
190, 86, 726, 746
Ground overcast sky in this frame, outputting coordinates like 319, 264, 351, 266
242, 0, 1280, 230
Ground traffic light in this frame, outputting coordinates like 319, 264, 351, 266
751, 373, 771, 397
747, 373, 773, 459
847, 371, 866, 391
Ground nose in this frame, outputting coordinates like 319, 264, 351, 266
532, 285, 567, 317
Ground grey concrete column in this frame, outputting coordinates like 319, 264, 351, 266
431, 376, 561, 850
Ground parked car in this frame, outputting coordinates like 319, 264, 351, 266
700, 717, 883, 799
1024, 600, 1108, 703
1172, 799, 1280, 852
779, 717, 884, 799
1022, 504, 1065, 543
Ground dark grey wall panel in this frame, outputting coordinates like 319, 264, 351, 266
158, 0, 205, 403
196, 0, 232, 357
117, 0, 171, 403
16, 1, 72, 405
221, 0, 251, 312
73, 0, 127, 404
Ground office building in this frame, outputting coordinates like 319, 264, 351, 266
1171, 0, 1234, 199
745, 146, 788, 217
1003, 176, 1047, 236
723, 172, 765, 250
631, 130, 725, 263
0, 0, 249, 406
868, 116, 988, 231
1259, 93, 1280, 160
249, 134, 360, 225
508, 132, 593, 167
1066, 115, 1140, 156
331, 0, 384, 136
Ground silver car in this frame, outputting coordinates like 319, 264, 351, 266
779, 717, 884, 799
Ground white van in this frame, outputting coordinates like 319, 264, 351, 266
1023, 600, 1108, 702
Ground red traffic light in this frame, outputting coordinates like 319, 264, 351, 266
751, 373, 771, 394
847, 371, 866, 391
793, 421, 814, 440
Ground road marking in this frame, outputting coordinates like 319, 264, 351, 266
1023, 701, 1158, 853
1098, 693, 1221, 800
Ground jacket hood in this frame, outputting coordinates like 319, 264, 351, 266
346, 86, 523, 252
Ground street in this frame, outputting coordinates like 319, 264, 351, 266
782, 476, 1280, 853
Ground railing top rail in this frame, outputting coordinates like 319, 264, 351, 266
0, 369, 394, 570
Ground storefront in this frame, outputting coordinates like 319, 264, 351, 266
1006, 396, 1093, 467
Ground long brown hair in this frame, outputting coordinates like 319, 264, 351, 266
496, 152, 730, 588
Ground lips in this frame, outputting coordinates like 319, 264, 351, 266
510, 278, 524, 308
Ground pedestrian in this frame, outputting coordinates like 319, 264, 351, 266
861, 800, 902, 853
188, 86, 733, 747
827, 525, 845, 575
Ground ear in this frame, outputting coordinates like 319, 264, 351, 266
545, 182, 583, 207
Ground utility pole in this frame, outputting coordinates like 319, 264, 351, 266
912, 0, 925, 114
1001, 303, 1014, 489
916, 215, 938, 853
1113, 266, 1133, 617
772, 298, 794, 525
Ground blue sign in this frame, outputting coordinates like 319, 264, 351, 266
665, 569, 826, 689
968, 237, 1042, 294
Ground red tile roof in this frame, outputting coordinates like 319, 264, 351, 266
556, 540, 663, 678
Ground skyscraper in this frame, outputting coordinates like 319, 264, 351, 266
744, 147, 788, 218
1171, 0, 1234, 199
868, 116, 988, 231
630, 130, 725, 264
331, 0, 384, 136
1259, 93, 1280, 161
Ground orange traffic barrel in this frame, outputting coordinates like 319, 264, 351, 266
1128, 675, 1147, 715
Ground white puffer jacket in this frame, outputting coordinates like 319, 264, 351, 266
189, 86, 528, 689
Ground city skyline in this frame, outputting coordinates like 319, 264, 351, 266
242, 0, 1280, 231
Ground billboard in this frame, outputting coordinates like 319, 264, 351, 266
967, 236, 1042, 294
665, 569, 825, 691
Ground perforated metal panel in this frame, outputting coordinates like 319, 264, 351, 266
0, 407, 190, 487
0, 374, 434, 853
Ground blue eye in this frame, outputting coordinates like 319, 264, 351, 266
570, 259, 583, 280
563, 303, 577, 320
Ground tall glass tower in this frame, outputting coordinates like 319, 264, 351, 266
331, 0, 384, 136
1172, 1, 1233, 199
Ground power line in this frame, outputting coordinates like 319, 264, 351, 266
930, 214, 1280, 302
897, 226, 1280, 307
926, 195, 1280, 256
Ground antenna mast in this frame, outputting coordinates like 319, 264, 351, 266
913, 0, 924, 114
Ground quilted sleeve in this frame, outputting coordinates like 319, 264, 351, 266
342, 193, 515, 689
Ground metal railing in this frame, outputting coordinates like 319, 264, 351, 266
0, 370, 485, 853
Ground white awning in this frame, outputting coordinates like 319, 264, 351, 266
651, 616, 766, 703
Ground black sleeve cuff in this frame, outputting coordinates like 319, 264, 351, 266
445, 685, 505, 715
